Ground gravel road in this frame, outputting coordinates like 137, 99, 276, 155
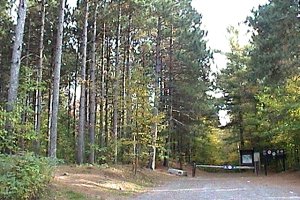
134, 173, 300, 200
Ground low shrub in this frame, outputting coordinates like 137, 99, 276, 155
0, 153, 55, 200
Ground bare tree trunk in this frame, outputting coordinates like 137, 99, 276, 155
34, 0, 45, 155
104, 37, 110, 147
121, 40, 126, 139
73, 50, 79, 136
100, 22, 106, 148
113, 1, 121, 164
125, 12, 132, 141
48, 0, 65, 158
151, 107, 158, 170
67, 77, 72, 136
4, 0, 27, 154
6, 0, 27, 113
77, 0, 89, 164
153, 16, 162, 169
19, 16, 32, 151
167, 24, 174, 168
121, 12, 132, 140
238, 109, 244, 149
133, 99, 138, 175
88, 2, 98, 164
0, 53, 3, 102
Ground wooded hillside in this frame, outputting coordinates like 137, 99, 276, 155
0, 0, 299, 170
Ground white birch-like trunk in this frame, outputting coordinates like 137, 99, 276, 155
6, 0, 27, 113
151, 107, 158, 170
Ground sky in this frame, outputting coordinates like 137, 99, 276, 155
191, 0, 269, 125
191, 0, 269, 71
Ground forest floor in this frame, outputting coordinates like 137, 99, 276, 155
42, 164, 300, 200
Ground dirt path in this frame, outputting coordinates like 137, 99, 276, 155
47, 165, 300, 200
134, 171, 300, 200
46, 165, 176, 200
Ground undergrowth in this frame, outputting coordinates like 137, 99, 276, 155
0, 153, 55, 200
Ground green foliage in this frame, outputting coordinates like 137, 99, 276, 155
0, 153, 55, 200
247, 0, 300, 84
256, 77, 300, 148
56, 98, 76, 163
217, 0, 300, 169
217, 27, 258, 150
1, 0, 213, 167
124, 66, 165, 165
191, 121, 238, 165
0, 103, 35, 153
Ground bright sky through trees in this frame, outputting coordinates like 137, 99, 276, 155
191, 0, 269, 126
191, 0, 269, 71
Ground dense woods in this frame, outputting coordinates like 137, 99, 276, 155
0, 1, 300, 197
0, 0, 215, 169
217, 0, 300, 166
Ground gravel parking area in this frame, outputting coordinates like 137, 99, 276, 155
134, 171, 300, 200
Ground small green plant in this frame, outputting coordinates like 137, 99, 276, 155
0, 153, 55, 200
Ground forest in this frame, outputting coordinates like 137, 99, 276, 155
0, 0, 299, 199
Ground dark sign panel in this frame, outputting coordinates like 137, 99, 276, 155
240, 150, 254, 166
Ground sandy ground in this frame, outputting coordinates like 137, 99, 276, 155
48, 165, 300, 200
47, 164, 176, 200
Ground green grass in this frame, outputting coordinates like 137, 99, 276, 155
63, 190, 87, 200
41, 187, 97, 200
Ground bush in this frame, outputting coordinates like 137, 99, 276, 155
0, 153, 55, 200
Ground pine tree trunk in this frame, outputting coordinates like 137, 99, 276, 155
126, 13, 132, 140
113, 2, 121, 164
67, 77, 72, 136
6, 0, 27, 113
73, 50, 79, 138
34, 0, 45, 155
121, 12, 132, 140
153, 16, 162, 169
238, 110, 245, 149
77, 0, 89, 164
20, 15, 33, 151
0, 53, 3, 102
88, 2, 98, 164
167, 24, 174, 168
104, 36, 110, 147
151, 107, 158, 170
48, 0, 65, 158
100, 22, 106, 148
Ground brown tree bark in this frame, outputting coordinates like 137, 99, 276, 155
34, 0, 45, 155
113, 1, 121, 164
77, 0, 89, 164
48, 0, 65, 158
88, 2, 98, 164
